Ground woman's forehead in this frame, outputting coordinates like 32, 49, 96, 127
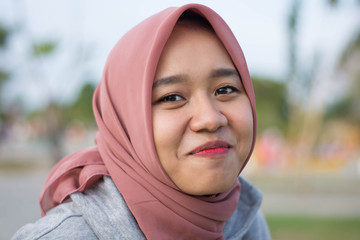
155, 24, 235, 79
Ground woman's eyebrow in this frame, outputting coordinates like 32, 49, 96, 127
153, 75, 188, 89
209, 68, 239, 79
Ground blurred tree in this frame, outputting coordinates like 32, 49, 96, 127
328, 0, 340, 6
26, 82, 96, 163
285, 0, 304, 139
324, 0, 360, 124
0, 23, 9, 47
44, 102, 66, 163
0, 70, 10, 120
326, 30, 360, 124
0, 22, 12, 141
0, 5, 97, 164
285, 1, 359, 123
27, 40, 65, 162
252, 76, 288, 134
32, 41, 57, 56
292, 0, 360, 164
328, 0, 360, 7
65, 82, 96, 127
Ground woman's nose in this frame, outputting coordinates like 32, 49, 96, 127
189, 97, 228, 132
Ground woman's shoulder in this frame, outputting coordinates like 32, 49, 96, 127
12, 176, 145, 240
11, 202, 97, 240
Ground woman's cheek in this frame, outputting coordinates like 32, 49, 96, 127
153, 110, 186, 156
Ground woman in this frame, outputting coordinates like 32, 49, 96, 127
12, 3, 270, 240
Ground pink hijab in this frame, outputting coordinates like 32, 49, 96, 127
40, 4, 257, 239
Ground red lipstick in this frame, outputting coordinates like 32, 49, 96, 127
189, 141, 230, 158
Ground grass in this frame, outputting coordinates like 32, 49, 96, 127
266, 215, 360, 240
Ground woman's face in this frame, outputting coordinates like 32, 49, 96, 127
152, 24, 253, 196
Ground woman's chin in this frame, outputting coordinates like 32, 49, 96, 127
177, 179, 235, 196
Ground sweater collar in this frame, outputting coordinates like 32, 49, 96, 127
71, 176, 262, 239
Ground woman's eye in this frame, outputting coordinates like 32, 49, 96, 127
158, 94, 184, 103
215, 86, 239, 96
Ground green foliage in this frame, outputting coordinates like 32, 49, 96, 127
325, 93, 360, 124
65, 82, 96, 126
0, 22, 11, 120
0, 23, 10, 48
0, 70, 9, 85
31, 41, 57, 56
329, 29, 360, 125
288, 0, 300, 31
266, 215, 360, 240
327, 0, 360, 7
0, 70, 10, 120
328, 0, 340, 7
287, 0, 301, 82
325, 97, 352, 119
26, 82, 96, 130
339, 30, 360, 68
252, 76, 288, 133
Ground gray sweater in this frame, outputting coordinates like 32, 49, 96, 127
12, 176, 271, 239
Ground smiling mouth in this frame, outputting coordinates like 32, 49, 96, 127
189, 140, 231, 157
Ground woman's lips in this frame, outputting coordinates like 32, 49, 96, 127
189, 141, 230, 157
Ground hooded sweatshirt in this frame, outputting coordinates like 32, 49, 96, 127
12, 176, 270, 240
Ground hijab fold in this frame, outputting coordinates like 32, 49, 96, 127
40, 4, 257, 239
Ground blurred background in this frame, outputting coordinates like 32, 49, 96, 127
0, 0, 359, 239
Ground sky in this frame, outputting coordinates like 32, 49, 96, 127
0, 0, 359, 110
